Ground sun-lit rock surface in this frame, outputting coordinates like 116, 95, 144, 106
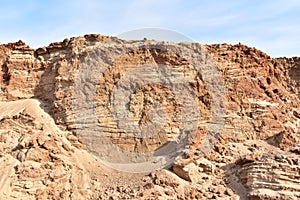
0, 34, 299, 199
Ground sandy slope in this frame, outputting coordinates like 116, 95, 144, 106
0, 99, 142, 199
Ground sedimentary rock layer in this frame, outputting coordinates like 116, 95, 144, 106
0, 35, 299, 199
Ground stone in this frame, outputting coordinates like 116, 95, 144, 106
172, 158, 211, 183
0, 34, 299, 199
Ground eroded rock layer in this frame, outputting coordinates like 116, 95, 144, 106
0, 35, 299, 199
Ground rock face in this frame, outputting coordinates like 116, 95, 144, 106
0, 35, 299, 199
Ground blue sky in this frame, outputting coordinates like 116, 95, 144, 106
0, 0, 299, 57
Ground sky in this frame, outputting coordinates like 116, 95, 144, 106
0, 0, 299, 57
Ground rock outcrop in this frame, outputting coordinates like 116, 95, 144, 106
0, 34, 299, 199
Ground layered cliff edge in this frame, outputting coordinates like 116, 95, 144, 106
0, 34, 299, 199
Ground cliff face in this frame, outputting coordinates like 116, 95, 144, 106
0, 35, 299, 199
277, 57, 300, 99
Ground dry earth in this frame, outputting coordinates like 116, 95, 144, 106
0, 35, 299, 199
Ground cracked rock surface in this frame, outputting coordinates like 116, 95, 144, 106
0, 35, 299, 199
